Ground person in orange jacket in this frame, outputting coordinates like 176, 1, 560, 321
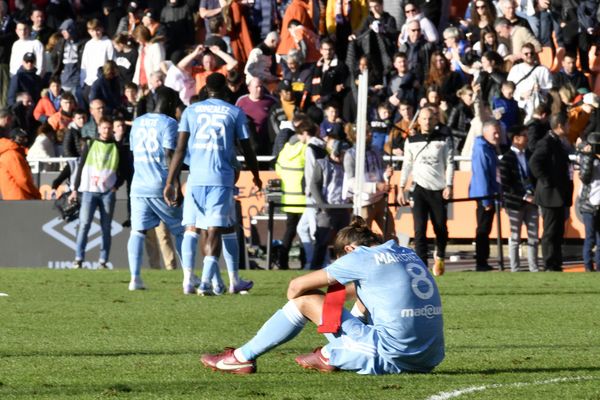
0, 129, 41, 200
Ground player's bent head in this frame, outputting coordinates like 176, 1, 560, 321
205, 72, 227, 98
333, 216, 383, 258
153, 87, 178, 118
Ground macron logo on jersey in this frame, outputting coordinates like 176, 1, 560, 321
400, 305, 443, 319
374, 251, 421, 265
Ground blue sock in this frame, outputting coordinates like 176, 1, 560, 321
182, 231, 198, 279
239, 301, 307, 360
222, 232, 239, 285
201, 255, 219, 284
127, 231, 145, 277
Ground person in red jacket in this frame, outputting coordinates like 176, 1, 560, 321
0, 129, 41, 200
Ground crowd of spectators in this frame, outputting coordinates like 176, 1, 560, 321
1, 0, 600, 271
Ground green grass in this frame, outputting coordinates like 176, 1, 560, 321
1, 269, 600, 399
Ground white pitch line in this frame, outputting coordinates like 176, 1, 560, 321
426, 376, 596, 400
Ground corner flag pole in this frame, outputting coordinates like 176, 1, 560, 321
354, 69, 369, 216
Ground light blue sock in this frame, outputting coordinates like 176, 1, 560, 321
201, 255, 219, 284
127, 231, 145, 277
182, 231, 199, 278
173, 230, 184, 266
239, 301, 307, 360
210, 262, 225, 290
222, 232, 239, 285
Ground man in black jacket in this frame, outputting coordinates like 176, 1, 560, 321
7, 52, 43, 106
529, 112, 573, 272
500, 125, 539, 272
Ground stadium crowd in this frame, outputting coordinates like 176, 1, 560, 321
1, 0, 600, 273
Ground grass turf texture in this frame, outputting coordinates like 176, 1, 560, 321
1, 269, 600, 399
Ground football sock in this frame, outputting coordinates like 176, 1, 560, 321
221, 232, 239, 285
201, 255, 219, 284
239, 301, 307, 361
182, 231, 199, 282
127, 231, 145, 277
173, 230, 184, 266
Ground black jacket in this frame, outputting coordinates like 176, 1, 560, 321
529, 132, 573, 208
577, 146, 600, 214
500, 148, 535, 210
7, 67, 43, 106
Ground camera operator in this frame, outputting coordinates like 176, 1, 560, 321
577, 132, 600, 272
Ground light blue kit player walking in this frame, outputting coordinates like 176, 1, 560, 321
127, 91, 186, 291
164, 73, 262, 295
201, 216, 445, 375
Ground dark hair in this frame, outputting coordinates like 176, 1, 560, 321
550, 112, 568, 130
49, 76, 61, 86
73, 108, 87, 116
294, 120, 318, 137
208, 15, 224, 34
124, 82, 138, 91
320, 37, 334, 48
507, 124, 526, 142
61, 92, 75, 103
333, 216, 382, 258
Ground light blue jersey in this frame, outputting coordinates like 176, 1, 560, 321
178, 98, 250, 187
130, 113, 178, 197
325, 240, 445, 373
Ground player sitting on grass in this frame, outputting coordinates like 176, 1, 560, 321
201, 216, 445, 374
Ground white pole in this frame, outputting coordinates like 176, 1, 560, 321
353, 69, 368, 215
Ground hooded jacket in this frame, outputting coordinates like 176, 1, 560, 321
0, 138, 41, 200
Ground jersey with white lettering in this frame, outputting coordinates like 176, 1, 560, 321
178, 98, 249, 187
325, 240, 445, 371
130, 113, 178, 197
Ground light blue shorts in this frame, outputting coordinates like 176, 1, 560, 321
130, 196, 184, 235
182, 185, 236, 229
324, 310, 403, 375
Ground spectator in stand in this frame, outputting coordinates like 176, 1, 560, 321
566, 93, 599, 146
47, 91, 75, 136
398, 107, 454, 276
281, 50, 314, 98
205, 15, 231, 55
472, 26, 509, 58
132, 25, 165, 90
113, 32, 138, 85
424, 50, 465, 108
7, 52, 43, 106
477, 50, 507, 107
9, 21, 43, 77
33, 76, 62, 122
464, 0, 497, 45
29, 7, 51, 46
319, 102, 344, 140
101, 0, 126, 38
244, 31, 280, 84
398, 19, 435, 85
526, 102, 550, 152
277, 0, 315, 58
137, 70, 182, 117
177, 44, 238, 94
447, 85, 476, 153
90, 60, 122, 115
286, 19, 321, 64
491, 80, 519, 148
80, 19, 115, 101
469, 120, 501, 272
499, 0, 532, 32
369, 102, 392, 153
116, 1, 143, 35
0, 128, 41, 200
63, 108, 87, 158
494, 17, 541, 64
224, 69, 248, 104
507, 43, 551, 122
268, 79, 297, 143
141, 8, 167, 40
499, 125, 539, 272
51, 19, 84, 99
69, 116, 126, 269
311, 38, 349, 107
399, 2, 438, 44
10, 92, 38, 142
160, 0, 195, 59
27, 123, 57, 170
236, 77, 277, 155
199, 0, 224, 33
529, 112, 573, 272
0, 0, 17, 107
122, 82, 139, 122
0, 107, 12, 138
387, 52, 418, 109
527, 0, 563, 57
324, 0, 368, 60
81, 99, 105, 139
552, 53, 591, 93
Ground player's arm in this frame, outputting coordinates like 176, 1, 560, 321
164, 148, 183, 206
164, 131, 189, 206
287, 269, 332, 300
239, 138, 262, 190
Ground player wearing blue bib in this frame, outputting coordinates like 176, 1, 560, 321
127, 90, 186, 291
164, 73, 262, 295
201, 216, 445, 375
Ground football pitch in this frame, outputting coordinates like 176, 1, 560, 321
1, 268, 600, 399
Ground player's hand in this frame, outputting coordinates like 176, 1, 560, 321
442, 186, 453, 200
253, 175, 263, 191
163, 184, 178, 207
